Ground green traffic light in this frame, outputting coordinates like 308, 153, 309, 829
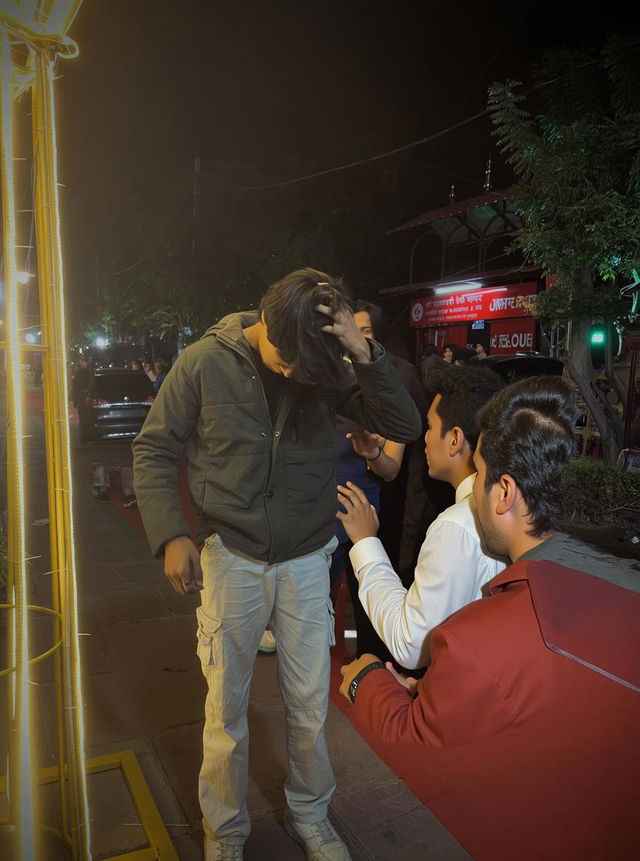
590, 331, 605, 345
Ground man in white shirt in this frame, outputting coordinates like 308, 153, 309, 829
337, 365, 507, 669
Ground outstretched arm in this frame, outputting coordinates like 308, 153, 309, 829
347, 430, 405, 482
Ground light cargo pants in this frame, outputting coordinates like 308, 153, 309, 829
197, 533, 338, 844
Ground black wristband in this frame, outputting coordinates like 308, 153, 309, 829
366, 446, 383, 462
348, 660, 386, 703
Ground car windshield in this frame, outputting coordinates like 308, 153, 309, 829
91, 373, 154, 400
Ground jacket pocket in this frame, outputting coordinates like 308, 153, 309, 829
196, 606, 222, 667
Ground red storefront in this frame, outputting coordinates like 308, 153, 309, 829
409, 281, 539, 356
379, 188, 547, 360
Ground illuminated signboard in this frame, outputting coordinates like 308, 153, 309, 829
409, 282, 538, 327
489, 318, 537, 354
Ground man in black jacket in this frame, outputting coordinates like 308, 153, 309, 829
133, 269, 421, 861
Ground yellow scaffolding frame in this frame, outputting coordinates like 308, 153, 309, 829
0, 4, 177, 859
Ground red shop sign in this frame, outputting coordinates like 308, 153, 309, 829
409, 282, 537, 327
489, 318, 537, 355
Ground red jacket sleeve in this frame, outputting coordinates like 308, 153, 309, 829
353, 626, 516, 747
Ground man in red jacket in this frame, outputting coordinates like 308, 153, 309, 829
338, 376, 640, 860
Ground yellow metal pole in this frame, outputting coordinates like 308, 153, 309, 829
0, 27, 36, 860
32, 43, 92, 860
32, 57, 72, 849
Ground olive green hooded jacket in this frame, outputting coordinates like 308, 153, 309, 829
132, 311, 421, 563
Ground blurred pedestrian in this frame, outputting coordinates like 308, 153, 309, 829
474, 343, 488, 360
442, 343, 455, 363
146, 358, 168, 392
70, 355, 94, 445
452, 346, 475, 365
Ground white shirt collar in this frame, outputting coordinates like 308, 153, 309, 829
455, 472, 477, 503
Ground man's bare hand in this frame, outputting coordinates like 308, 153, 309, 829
384, 662, 419, 697
339, 653, 382, 702
163, 536, 203, 595
346, 430, 386, 460
336, 481, 379, 543
316, 303, 371, 363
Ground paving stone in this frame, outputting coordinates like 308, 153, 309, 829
98, 616, 199, 673
246, 704, 289, 817
331, 779, 423, 833
102, 669, 205, 744
353, 806, 472, 861
77, 541, 153, 566
111, 558, 166, 585
78, 587, 175, 629
87, 767, 148, 859
161, 587, 202, 617
75, 562, 123, 595
85, 735, 190, 838
249, 651, 287, 707
153, 722, 204, 829
173, 831, 205, 860
35, 667, 205, 749
324, 707, 405, 793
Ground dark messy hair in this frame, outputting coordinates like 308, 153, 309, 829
433, 365, 504, 453
477, 376, 578, 537
259, 268, 353, 387
353, 299, 387, 343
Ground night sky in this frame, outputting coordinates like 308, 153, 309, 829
52, 0, 638, 322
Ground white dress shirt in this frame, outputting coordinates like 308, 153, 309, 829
349, 472, 507, 669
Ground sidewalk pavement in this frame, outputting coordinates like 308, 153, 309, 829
4, 392, 472, 860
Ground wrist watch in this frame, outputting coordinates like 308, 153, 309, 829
348, 661, 386, 703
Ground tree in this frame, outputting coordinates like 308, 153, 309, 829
488, 34, 640, 463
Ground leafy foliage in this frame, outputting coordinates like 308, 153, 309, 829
488, 35, 640, 318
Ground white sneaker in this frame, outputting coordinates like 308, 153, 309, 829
284, 813, 352, 860
204, 836, 244, 860
258, 630, 276, 653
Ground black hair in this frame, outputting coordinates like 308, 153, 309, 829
353, 299, 387, 343
259, 268, 353, 387
422, 344, 438, 358
433, 364, 504, 453
477, 376, 578, 537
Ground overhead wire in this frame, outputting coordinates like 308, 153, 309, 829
203, 36, 640, 194
443, 0, 538, 123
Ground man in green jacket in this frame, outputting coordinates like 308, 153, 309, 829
132, 268, 421, 861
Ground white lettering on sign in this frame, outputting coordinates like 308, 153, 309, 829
490, 332, 534, 350
490, 296, 514, 312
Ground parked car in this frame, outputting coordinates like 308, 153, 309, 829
482, 353, 563, 383
80, 369, 155, 442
